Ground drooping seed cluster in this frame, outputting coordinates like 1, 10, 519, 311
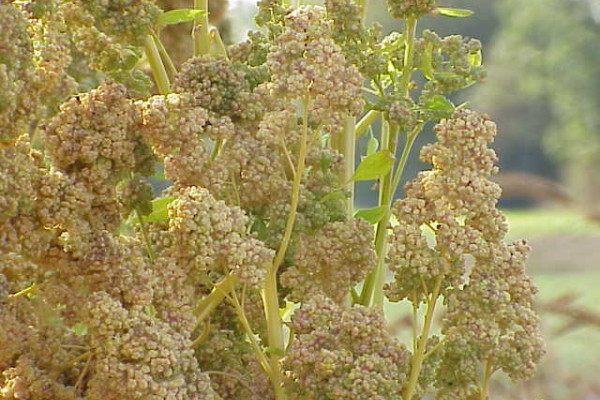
386, 109, 545, 395
284, 295, 410, 399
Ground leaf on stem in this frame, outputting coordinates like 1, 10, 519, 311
351, 150, 395, 182
354, 205, 387, 224
157, 9, 206, 26
421, 43, 435, 80
144, 196, 176, 222
434, 7, 474, 18
419, 95, 455, 113
367, 135, 379, 156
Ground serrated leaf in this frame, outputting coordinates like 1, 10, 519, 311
420, 95, 455, 112
366, 136, 379, 156
435, 7, 474, 18
354, 206, 387, 224
468, 49, 482, 67
71, 322, 88, 337
352, 151, 395, 182
422, 43, 435, 80
157, 9, 205, 25
144, 196, 176, 222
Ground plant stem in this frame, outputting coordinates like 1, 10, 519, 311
150, 30, 177, 78
209, 27, 229, 59
194, 274, 237, 326
355, 110, 380, 138
263, 98, 310, 400
193, 0, 211, 57
136, 209, 155, 262
358, 18, 419, 308
144, 35, 170, 94
229, 286, 274, 378
403, 276, 442, 400
480, 358, 494, 400
399, 18, 417, 94
331, 116, 356, 215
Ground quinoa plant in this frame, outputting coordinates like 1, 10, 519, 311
0, 0, 545, 399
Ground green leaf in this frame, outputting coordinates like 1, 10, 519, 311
144, 196, 176, 222
435, 7, 474, 18
351, 151, 395, 182
468, 49, 482, 67
354, 206, 387, 224
144, 304, 157, 318
420, 95, 455, 113
71, 322, 88, 337
366, 136, 379, 156
319, 191, 347, 203
421, 43, 435, 80
157, 8, 205, 25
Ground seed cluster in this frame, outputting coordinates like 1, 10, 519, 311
284, 295, 410, 399
386, 110, 545, 395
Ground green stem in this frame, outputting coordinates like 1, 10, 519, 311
358, 18, 419, 308
144, 35, 170, 94
150, 30, 177, 78
399, 18, 417, 93
331, 115, 356, 215
193, 0, 211, 57
229, 286, 274, 378
194, 275, 237, 326
403, 276, 442, 400
136, 210, 155, 262
355, 110, 380, 138
480, 358, 494, 400
209, 27, 229, 59
263, 98, 310, 400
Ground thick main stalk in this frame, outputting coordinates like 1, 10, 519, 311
263, 98, 311, 400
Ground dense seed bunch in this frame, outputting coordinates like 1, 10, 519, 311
85, 292, 217, 400
267, 5, 364, 130
281, 219, 376, 303
284, 295, 410, 399
386, 110, 501, 302
167, 186, 273, 287
387, 0, 437, 19
0, 2, 38, 146
43, 82, 139, 233
175, 57, 249, 121
139, 93, 212, 185
387, 110, 544, 394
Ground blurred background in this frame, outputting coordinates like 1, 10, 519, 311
161, 0, 600, 397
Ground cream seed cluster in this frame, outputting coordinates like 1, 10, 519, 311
1, 0, 545, 399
